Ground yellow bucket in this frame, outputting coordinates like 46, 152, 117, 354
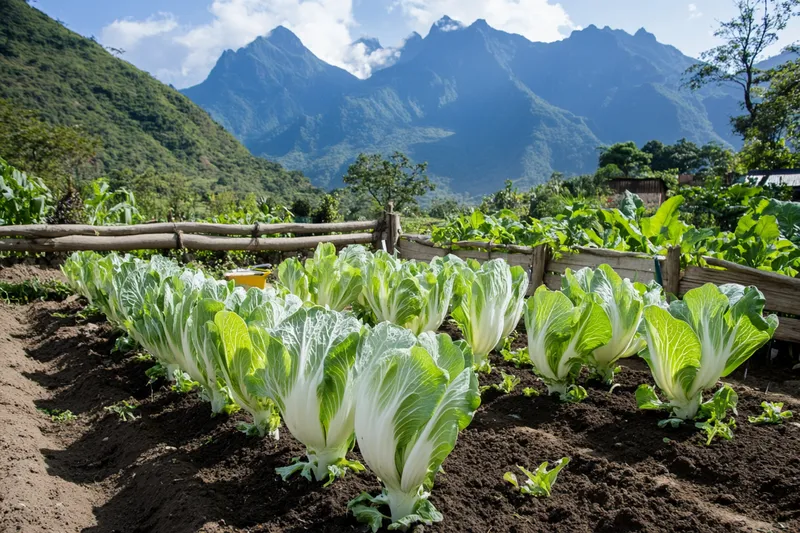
223, 269, 270, 289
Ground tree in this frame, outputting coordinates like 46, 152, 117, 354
685, 0, 800, 136
744, 57, 800, 145
597, 142, 652, 177
342, 152, 434, 213
0, 99, 100, 191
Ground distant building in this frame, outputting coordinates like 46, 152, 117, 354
678, 173, 694, 185
608, 178, 667, 207
748, 169, 800, 200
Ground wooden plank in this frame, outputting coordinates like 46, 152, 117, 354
0, 220, 379, 238
775, 317, 800, 344
573, 246, 662, 260
543, 273, 562, 292
680, 266, 799, 315
663, 246, 681, 301
529, 245, 548, 289
396, 238, 446, 261
703, 256, 800, 287
549, 253, 656, 275
0, 233, 374, 252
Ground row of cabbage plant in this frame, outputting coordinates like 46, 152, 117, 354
276, 244, 780, 425
61, 250, 480, 531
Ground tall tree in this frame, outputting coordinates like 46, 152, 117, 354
342, 152, 434, 213
685, 0, 800, 137
746, 57, 800, 145
597, 142, 652, 177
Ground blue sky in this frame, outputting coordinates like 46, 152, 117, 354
34, 0, 800, 89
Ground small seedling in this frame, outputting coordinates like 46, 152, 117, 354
38, 408, 77, 423
504, 457, 570, 497
145, 363, 166, 385
113, 335, 138, 354
695, 385, 738, 446
748, 402, 793, 425
104, 400, 138, 422
480, 371, 520, 394
170, 369, 198, 394
522, 387, 540, 397
501, 343, 531, 369
564, 385, 588, 403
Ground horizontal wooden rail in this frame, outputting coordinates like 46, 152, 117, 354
0, 233, 375, 253
0, 220, 379, 238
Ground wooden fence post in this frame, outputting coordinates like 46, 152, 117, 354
385, 202, 401, 254
663, 245, 681, 301
529, 244, 548, 290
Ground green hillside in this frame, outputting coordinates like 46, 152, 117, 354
0, 0, 317, 201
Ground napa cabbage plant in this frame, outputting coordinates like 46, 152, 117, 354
237, 306, 365, 484
277, 243, 367, 311
361, 252, 457, 334
636, 283, 778, 420
209, 290, 303, 438
561, 264, 662, 383
450, 258, 529, 370
525, 285, 612, 398
349, 323, 480, 531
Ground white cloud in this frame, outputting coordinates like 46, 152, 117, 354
100, 0, 394, 88
101, 12, 178, 49
395, 0, 574, 42
688, 3, 703, 19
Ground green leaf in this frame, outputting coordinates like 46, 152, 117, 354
505, 457, 570, 497
748, 401, 793, 425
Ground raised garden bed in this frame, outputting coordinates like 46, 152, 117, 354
1, 266, 798, 533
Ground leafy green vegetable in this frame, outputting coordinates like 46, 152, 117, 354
504, 457, 570, 497
237, 306, 365, 483
450, 258, 529, 370
480, 371, 520, 394
561, 264, 662, 383
748, 401, 793, 425
361, 251, 457, 335
638, 283, 777, 420
695, 385, 738, 445
277, 243, 367, 311
525, 286, 612, 398
349, 323, 480, 530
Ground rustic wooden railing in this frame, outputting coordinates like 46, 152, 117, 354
0, 206, 402, 254
397, 235, 800, 344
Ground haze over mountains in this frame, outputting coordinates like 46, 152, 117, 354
183, 16, 744, 196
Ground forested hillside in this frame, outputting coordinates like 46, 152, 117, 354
0, 0, 318, 201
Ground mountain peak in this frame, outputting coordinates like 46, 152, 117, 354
265, 26, 304, 50
431, 15, 464, 33
634, 27, 656, 40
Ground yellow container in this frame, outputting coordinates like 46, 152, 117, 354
223, 269, 270, 289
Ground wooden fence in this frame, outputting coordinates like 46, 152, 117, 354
397, 235, 800, 344
0, 207, 402, 254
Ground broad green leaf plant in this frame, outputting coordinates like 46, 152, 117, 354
561, 264, 663, 383
349, 323, 480, 531
636, 283, 778, 420
525, 286, 612, 398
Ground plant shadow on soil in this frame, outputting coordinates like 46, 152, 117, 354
18, 301, 800, 532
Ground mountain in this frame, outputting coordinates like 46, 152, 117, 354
184, 17, 744, 196
757, 50, 800, 70
0, 0, 318, 201
183, 26, 359, 150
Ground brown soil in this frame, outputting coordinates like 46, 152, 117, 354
1, 274, 799, 533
